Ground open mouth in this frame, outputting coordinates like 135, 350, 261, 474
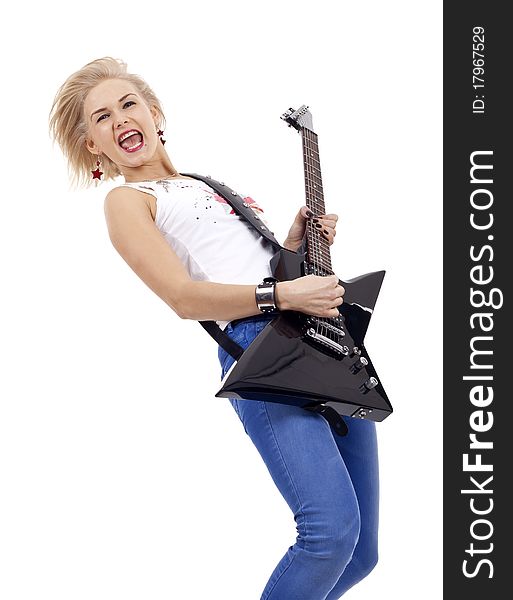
118, 130, 144, 153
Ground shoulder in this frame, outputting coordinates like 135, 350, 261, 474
106, 184, 156, 202
104, 185, 156, 221
105, 184, 158, 208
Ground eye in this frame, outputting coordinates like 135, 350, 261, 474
96, 100, 136, 123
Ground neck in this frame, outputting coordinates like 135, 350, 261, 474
124, 171, 180, 183
121, 150, 179, 183
301, 127, 333, 274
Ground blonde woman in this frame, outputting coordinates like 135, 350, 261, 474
48, 57, 379, 599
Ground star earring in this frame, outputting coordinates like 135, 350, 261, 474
91, 154, 103, 180
157, 127, 166, 145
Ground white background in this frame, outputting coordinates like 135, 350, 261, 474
1, 1, 442, 598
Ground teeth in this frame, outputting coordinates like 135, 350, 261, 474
119, 129, 141, 143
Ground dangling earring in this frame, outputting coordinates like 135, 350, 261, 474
157, 127, 166, 145
91, 154, 103, 180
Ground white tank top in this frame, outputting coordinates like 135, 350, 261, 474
115, 177, 275, 330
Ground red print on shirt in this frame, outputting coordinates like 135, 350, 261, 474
210, 190, 265, 217
243, 196, 264, 213
211, 192, 236, 214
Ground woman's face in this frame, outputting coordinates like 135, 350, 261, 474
84, 78, 160, 171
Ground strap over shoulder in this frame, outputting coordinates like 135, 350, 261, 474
181, 173, 283, 252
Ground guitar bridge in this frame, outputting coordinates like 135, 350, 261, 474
305, 328, 349, 358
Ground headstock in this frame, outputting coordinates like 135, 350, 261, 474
280, 105, 315, 133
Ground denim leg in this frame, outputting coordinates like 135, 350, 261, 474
218, 318, 379, 599
323, 418, 379, 599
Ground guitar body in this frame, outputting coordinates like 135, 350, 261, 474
216, 105, 392, 434
216, 249, 393, 428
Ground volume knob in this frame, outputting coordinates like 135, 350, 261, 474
359, 377, 378, 394
350, 356, 368, 374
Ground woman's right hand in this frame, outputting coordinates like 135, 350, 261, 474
275, 274, 345, 318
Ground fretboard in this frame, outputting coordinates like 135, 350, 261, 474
301, 128, 333, 274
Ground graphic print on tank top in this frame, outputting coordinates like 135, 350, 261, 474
209, 188, 271, 227
118, 178, 271, 230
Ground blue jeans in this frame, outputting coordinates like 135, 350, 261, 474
218, 315, 380, 600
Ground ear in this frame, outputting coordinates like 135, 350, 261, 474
85, 136, 100, 156
150, 105, 161, 126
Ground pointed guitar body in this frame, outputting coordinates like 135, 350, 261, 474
216, 106, 392, 434
216, 249, 392, 429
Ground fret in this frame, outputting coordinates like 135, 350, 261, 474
301, 127, 331, 272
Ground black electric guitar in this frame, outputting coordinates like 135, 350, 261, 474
215, 106, 392, 434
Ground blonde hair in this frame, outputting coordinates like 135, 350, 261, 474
48, 56, 167, 189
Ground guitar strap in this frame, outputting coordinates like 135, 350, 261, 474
180, 173, 285, 360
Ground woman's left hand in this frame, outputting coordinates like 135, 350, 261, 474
284, 206, 338, 251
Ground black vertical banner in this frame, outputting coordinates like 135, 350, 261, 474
444, 2, 511, 598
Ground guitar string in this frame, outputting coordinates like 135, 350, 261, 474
303, 128, 323, 339
305, 129, 331, 273
308, 129, 334, 275
306, 128, 338, 344
303, 127, 335, 344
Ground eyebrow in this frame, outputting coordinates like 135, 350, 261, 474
90, 93, 137, 121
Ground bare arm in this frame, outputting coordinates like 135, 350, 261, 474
104, 187, 344, 321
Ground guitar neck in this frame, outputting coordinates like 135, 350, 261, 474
301, 128, 333, 274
